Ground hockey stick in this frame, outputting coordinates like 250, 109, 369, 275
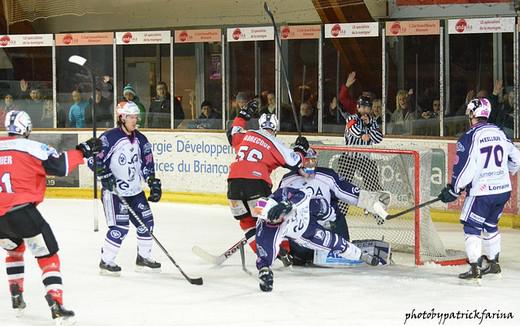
263, 2, 301, 136
192, 237, 247, 265
386, 198, 441, 221
115, 192, 203, 285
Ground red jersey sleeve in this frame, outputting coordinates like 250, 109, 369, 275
339, 84, 357, 115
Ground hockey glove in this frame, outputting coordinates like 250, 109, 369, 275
147, 177, 162, 202
438, 184, 459, 203
238, 99, 258, 121
293, 136, 309, 155
77, 137, 102, 158
98, 169, 117, 191
267, 200, 293, 224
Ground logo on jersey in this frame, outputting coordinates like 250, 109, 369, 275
136, 225, 148, 234
456, 142, 465, 152
314, 229, 325, 241
143, 142, 152, 154
110, 230, 122, 239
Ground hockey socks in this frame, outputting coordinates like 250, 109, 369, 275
37, 254, 64, 305
239, 216, 257, 252
6, 243, 25, 295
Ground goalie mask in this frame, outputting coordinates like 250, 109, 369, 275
303, 148, 318, 175
5, 110, 32, 137
466, 98, 491, 119
259, 113, 278, 132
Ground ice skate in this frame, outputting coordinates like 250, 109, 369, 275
458, 263, 482, 285
135, 254, 161, 273
276, 247, 293, 268
258, 267, 273, 292
10, 284, 26, 317
45, 293, 75, 326
99, 259, 122, 276
480, 256, 502, 279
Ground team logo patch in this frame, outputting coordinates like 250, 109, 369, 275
456, 142, 465, 152
118, 153, 126, 165
314, 229, 325, 241
137, 226, 148, 234
110, 230, 122, 239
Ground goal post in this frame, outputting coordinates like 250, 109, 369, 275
312, 145, 467, 266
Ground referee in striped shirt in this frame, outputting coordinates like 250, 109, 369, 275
338, 95, 383, 192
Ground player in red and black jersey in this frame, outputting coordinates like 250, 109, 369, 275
226, 100, 309, 263
0, 110, 100, 323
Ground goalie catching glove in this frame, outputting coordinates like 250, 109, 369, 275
357, 190, 390, 224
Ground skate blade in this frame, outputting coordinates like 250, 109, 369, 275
135, 266, 161, 273
459, 278, 482, 286
483, 273, 502, 280
15, 307, 26, 318
99, 269, 121, 277
55, 316, 76, 326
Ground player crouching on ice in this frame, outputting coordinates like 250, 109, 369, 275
0, 110, 101, 324
280, 148, 391, 267
254, 185, 391, 292
89, 101, 162, 276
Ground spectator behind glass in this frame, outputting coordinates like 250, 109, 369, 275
68, 89, 89, 128
259, 92, 276, 115
389, 89, 414, 135
19, 79, 46, 128
40, 99, 54, 128
372, 99, 389, 127
148, 81, 184, 128
0, 94, 19, 123
300, 101, 318, 133
323, 96, 346, 126
489, 80, 514, 139
85, 89, 114, 128
122, 84, 146, 126
188, 100, 221, 129
420, 99, 441, 136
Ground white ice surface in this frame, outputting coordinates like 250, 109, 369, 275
1, 199, 519, 326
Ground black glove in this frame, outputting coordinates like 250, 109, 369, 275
77, 137, 102, 158
147, 177, 162, 202
267, 200, 293, 224
98, 169, 116, 191
438, 184, 459, 203
238, 99, 258, 121
293, 136, 309, 155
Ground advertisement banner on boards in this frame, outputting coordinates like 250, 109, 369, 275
56, 32, 113, 46
324, 22, 379, 38
448, 17, 515, 34
31, 133, 80, 187
280, 25, 321, 40
0, 34, 53, 48
227, 27, 274, 42
116, 31, 171, 45
385, 20, 440, 36
175, 29, 221, 43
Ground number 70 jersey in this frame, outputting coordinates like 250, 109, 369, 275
452, 123, 520, 196
227, 117, 302, 187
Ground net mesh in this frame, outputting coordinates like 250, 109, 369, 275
314, 145, 466, 265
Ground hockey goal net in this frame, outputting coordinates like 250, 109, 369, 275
313, 145, 467, 266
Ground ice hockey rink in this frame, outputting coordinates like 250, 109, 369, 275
0, 199, 519, 326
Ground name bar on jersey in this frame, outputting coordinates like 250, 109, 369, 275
0, 34, 53, 47
280, 25, 321, 40
227, 27, 274, 42
385, 20, 440, 36
116, 31, 171, 45
448, 17, 515, 34
325, 22, 379, 38
56, 32, 113, 46
175, 29, 221, 43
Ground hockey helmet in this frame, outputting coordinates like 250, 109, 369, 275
466, 98, 491, 119
303, 148, 318, 175
117, 101, 140, 117
5, 110, 32, 137
259, 113, 278, 132
357, 95, 373, 108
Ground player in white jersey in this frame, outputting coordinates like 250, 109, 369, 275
280, 148, 391, 266
88, 101, 163, 275
438, 98, 520, 281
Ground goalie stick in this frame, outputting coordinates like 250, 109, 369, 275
192, 237, 247, 265
386, 198, 441, 220
115, 192, 203, 285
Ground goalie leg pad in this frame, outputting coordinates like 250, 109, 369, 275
352, 239, 392, 265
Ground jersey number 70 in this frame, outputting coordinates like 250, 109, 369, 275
480, 145, 504, 168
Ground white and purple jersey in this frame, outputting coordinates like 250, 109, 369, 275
452, 122, 520, 196
89, 128, 155, 197
279, 167, 360, 223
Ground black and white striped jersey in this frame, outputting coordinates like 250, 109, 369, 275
344, 114, 383, 146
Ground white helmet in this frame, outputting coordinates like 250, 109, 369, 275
259, 113, 278, 132
117, 101, 140, 118
5, 110, 32, 137
466, 98, 491, 119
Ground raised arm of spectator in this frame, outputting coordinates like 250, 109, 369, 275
338, 71, 357, 115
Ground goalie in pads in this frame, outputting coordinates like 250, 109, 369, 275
254, 186, 391, 292
280, 148, 390, 267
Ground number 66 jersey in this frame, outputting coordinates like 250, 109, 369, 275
227, 117, 302, 187
452, 122, 520, 196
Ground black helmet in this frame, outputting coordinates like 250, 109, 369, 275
357, 95, 372, 108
